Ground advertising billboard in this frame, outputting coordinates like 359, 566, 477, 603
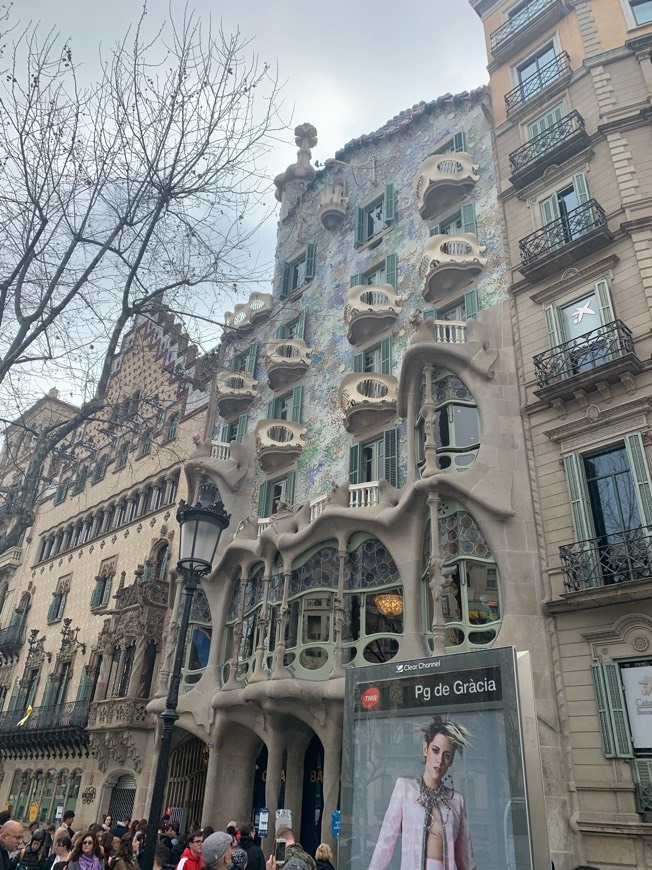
341, 647, 543, 870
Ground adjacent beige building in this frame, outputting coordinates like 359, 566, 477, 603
470, 0, 652, 866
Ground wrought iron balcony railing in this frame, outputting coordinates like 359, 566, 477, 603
0, 699, 90, 734
534, 321, 634, 389
509, 111, 586, 175
0, 623, 26, 660
491, 0, 561, 57
505, 51, 571, 115
0, 699, 90, 759
560, 525, 652, 592
519, 199, 607, 266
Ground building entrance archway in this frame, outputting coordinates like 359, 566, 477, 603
165, 733, 208, 832
107, 773, 136, 821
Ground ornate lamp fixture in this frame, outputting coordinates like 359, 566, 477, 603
374, 592, 404, 618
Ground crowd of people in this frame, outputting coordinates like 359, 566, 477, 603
0, 811, 336, 870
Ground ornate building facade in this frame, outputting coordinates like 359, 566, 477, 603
470, 0, 652, 866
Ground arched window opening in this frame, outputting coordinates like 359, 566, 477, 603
181, 585, 212, 692
415, 370, 480, 474
137, 640, 157, 698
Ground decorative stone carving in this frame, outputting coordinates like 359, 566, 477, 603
415, 152, 479, 220
255, 419, 306, 472
224, 293, 272, 333
215, 370, 258, 418
339, 374, 398, 434
344, 284, 404, 345
318, 182, 348, 230
88, 698, 154, 729
274, 123, 318, 206
264, 339, 311, 390
419, 233, 487, 300
88, 730, 144, 773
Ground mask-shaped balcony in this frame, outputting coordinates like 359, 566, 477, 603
215, 370, 258, 418
224, 293, 272, 334
255, 419, 306, 472
345, 284, 404, 345
416, 153, 479, 220
339, 373, 398, 435
519, 199, 612, 281
264, 339, 311, 390
419, 234, 487, 301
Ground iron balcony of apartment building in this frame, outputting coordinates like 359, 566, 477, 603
508, 111, 590, 188
338, 374, 399, 435
505, 51, 571, 118
533, 321, 642, 402
0, 623, 26, 663
264, 339, 311, 390
518, 199, 612, 281
490, 0, 566, 63
560, 526, 652, 593
0, 699, 90, 759
345, 284, 404, 344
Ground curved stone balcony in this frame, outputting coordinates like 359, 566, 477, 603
344, 284, 404, 345
264, 339, 311, 390
416, 153, 479, 220
215, 370, 258, 418
339, 373, 398, 434
419, 233, 487, 301
255, 419, 306, 472
225, 293, 272, 333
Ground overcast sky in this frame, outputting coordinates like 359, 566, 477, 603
22, 0, 489, 285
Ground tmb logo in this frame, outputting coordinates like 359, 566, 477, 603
361, 686, 380, 710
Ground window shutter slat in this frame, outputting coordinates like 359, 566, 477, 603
385, 253, 398, 289
453, 131, 467, 152
591, 663, 615, 757
258, 480, 270, 517
624, 432, 652, 527
353, 352, 364, 373
349, 444, 362, 485
429, 224, 440, 237
220, 424, 229, 443
544, 304, 564, 348
384, 184, 396, 224
355, 207, 365, 247
296, 310, 307, 341
76, 670, 94, 703
41, 678, 57, 708
291, 385, 303, 423
284, 471, 295, 505
461, 203, 477, 236
384, 428, 399, 488
572, 172, 590, 205
380, 337, 392, 375
246, 342, 258, 375
423, 308, 436, 321
236, 414, 248, 443
350, 274, 364, 287
268, 398, 277, 419
276, 323, 288, 339
281, 263, 291, 298
305, 243, 316, 281
464, 288, 479, 320
602, 662, 633, 758
540, 193, 560, 225
563, 453, 595, 543
594, 279, 615, 325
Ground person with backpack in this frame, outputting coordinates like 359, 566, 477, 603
10, 829, 48, 870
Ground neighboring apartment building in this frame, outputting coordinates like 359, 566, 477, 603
470, 0, 652, 867
0, 307, 208, 826
166, 93, 570, 861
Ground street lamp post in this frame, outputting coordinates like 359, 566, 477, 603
141, 482, 230, 870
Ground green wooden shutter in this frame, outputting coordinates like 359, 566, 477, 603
429, 224, 441, 237
453, 131, 467, 152
295, 310, 307, 341
591, 663, 616, 757
258, 480, 270, 517
528, 104, 564, 139
355, 207, 365, 246
47, 595, 60, 623
353, 352, 364, 373
384, 184, 395, 224
540, 193, 560, 226
90, 582, 102, 609
246, 343, 258, 374
276, 323, 288, 339
350, 274, 364, 287
602, 662, 633, 758
380, 337, 392, 375
76, 670, 94, 703
349, 444, 362, 485
563, 453, 595, 543
290, 385, 303, 423
385, 253, 398, 289
236, 414, 248, 443
594, 280, 615, 325
461, 203, 477, 236
283, 471, 295, 505
7, 680, 21, 712
464, 289, 479, 320
305, 243, 316, 281
572, 172, 590, 205
26, 676, 38, 708
384, 428, 399, 488
281, 262, 291, 298
544, 304, 564, 348
624, 432, 652, 527
268, 398, 277, 419
41, 677, 57, 708
423, 308, 436, 321
220, 424, 230, 443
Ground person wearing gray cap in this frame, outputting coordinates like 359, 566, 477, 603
200, 833, 232, 870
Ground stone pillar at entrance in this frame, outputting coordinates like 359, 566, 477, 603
321, 729, 342, 851
264, 731, 285, 843
284, 734, 311, 837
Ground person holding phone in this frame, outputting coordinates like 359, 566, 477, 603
272, 830, 315, 870
370, 716, 476, 870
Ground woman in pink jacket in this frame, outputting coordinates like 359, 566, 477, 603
370, 716, 476, 870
